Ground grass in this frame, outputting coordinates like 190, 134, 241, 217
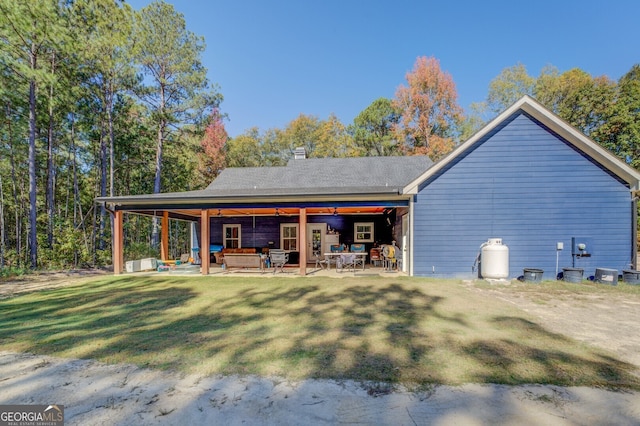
0, 274, 638, 389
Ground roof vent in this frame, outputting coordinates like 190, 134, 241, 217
294, 147, 306, 160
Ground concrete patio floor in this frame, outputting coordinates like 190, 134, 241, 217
154, 262, 406, 278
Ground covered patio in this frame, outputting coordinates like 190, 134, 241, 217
98, 152, 432, 277
106, 203, 408, 276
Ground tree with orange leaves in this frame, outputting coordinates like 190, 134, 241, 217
393, 56, 463, 160
197, 108, 228, 184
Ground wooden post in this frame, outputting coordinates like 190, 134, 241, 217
200, 209, 210, 275
113, 210, 124, 275
160, 211, 169, 261
299, 208, 307, 275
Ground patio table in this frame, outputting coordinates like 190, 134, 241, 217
323, 252, 367, 271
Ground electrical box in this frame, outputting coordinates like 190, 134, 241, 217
556, 242, 563, 250
571, 237, 591, 257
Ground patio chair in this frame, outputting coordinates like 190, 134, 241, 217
369, 247, 381, 267
328, 244, 343, 268
338, 253, 356, 272
314, 250, 328, 270
269, 249, 289, 274
350, 244, 366, 270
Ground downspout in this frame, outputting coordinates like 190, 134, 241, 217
633, 194, 638, 270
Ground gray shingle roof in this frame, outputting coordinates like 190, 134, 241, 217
205, 156, 433, 196
96, 155, 434, 205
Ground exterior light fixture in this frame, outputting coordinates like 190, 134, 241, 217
275, 208, 279, 217
333, 208, 338, 216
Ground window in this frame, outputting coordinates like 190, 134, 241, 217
280, 223, 299, 251
354, 222, 374, 243
223, 224, 241, 248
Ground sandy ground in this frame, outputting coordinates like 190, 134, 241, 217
0, 269, 109, 299
1, 274, 640, 425
1, 351, 639, 425
468, 282, 640, 368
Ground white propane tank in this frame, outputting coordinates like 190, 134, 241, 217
481, 238, 509, 279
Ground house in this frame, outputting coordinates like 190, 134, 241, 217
97, 96, 640, 278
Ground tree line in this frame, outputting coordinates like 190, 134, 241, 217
222, 61, 640, 171
1, 1, 638, 273
0, 0, 219, 272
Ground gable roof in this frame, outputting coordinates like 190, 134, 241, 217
207, 156, 433, 197
97, 155, 433, 207
403, 95, 640, 194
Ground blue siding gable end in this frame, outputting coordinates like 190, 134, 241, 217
412, 112, 634, 279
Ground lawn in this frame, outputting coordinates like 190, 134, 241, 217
1, 274, 638, 389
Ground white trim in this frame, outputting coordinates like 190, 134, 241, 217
223, 224, 241, 248
306, 223, 326, 263
401, 214, 409, 273
409, 197, 414, 276
99, 193, 410, 207
403, 95, 640, 194
354, 222, 374, 243
280, 223, 299, 251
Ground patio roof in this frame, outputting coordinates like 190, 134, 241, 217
206, 155, 433, 196
97, 155, 434, 213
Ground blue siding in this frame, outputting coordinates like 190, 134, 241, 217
205, 214, 392, 251
413, 112, 634, 278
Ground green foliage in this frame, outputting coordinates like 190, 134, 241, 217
0, 0, 226, 270
309, 113, 357, 158
484, 62, 640, 170
124, 242, 159, 262
352, 98, 401, 156
225, 113, 360, 169
487, 63, 535, 113
132, 0, 221, 194
591, 65, 640, 169
0, 266, 27, 279
458, 102, 490, 141
226, 128, 265, 167
535, 67, 617, 135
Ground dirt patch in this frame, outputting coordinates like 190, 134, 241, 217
467, 281, 640, 369
0, 269, 108, 299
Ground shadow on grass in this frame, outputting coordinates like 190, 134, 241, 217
0, 276, 638, 389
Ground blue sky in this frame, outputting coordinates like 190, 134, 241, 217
127, 1, 639, 138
